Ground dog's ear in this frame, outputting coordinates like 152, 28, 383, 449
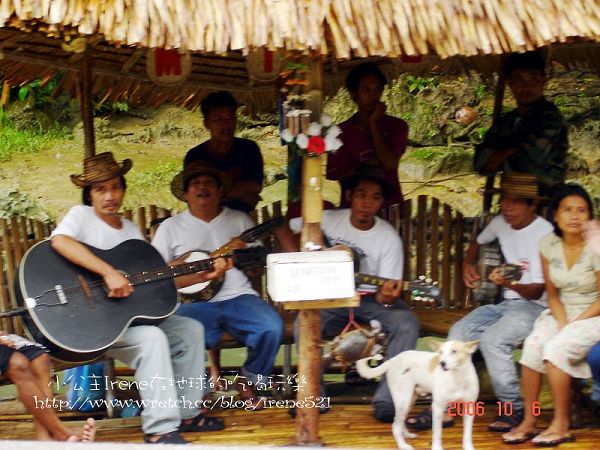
426, 338, 444, 352
465, 340, 480, 354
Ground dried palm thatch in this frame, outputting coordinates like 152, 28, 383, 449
0, 0, 598, 59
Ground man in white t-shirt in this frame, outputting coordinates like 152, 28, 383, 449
408, 172, 553, 432
286, 165, 419, 423
152, 162, 283, 408
51, 153, 227, 445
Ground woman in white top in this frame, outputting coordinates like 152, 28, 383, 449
503, 184, 600, 446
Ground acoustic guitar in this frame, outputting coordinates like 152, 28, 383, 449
10, 239, 264, 363
177, 216, 283, 302
355, 273, 443, 305
472, 242, 523, 305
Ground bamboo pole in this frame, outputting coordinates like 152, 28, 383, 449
80, 47, 96, 158
294, 56, 323, 447
0, 81, 9, 107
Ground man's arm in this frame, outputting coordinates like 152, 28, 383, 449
462, 241, 481, 289
51, 235, 133, 298
370, 104, 406, 172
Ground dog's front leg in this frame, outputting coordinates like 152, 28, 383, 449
462, 413, 476, 450
431, 402, 446, 450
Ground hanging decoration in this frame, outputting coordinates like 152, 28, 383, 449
146, 48, 191, 86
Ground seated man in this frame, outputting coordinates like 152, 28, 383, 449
152, 162, 284, 406
51, 152, 226, 445
408, 172, 553, 432
474, 51, 568, 197
0, 332, 95, 442
184, 91, 264, 213
286, 165, 419, 423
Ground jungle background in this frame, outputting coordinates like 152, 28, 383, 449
0, 68, 598, 223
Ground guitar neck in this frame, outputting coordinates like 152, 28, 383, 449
355, 273, 411, 290
126, 258, 217, 286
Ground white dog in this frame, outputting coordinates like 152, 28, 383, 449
356, 340, 480, 450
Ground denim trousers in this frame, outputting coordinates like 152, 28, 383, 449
587, 341, 600, 401
448, 299, 545, 412
105, 315, 205, 435
177, 294, 284, 386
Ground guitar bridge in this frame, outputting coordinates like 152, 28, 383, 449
55, 285, 67, 304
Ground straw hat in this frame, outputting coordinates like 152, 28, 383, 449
488, 172, 542, 199
170, 162, 232, 201
70, 152, 132, 188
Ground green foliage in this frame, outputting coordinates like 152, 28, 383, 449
475, 127, 489, 140
407, 147, 443, 161
94, 99, 130, 115
404, 75, 439, 94
0, 121, 69, 162
124, 161, 182, 212
475, 83, 488, 103
0, 188, 50, 222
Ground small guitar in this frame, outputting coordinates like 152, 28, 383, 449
178, 216, 283, 302
472, 242, 523, 305
354, 273, 443, 305
12, 239, 265, 363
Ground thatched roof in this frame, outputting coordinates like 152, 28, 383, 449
1, 0, 599, 58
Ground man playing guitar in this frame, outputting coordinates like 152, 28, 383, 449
152, 162, 283, 408
51, 152, 226, 444
281, 165, 419, 423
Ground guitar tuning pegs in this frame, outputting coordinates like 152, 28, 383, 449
418, 275, 426, 281
425, 277, 432, 284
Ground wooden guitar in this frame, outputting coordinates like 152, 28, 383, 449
177, 216, 283, 302
472, 242, 523, 305
354, 273, 443, 305
10, 239, 265, 363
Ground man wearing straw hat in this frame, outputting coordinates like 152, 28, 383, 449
51, 152, 226, 445
407, 172, 553, 432
152, 161, 283, 408
474, 51, 568, 197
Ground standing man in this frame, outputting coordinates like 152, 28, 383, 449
51, 152, 226, 445
474, 51, 568, 197
327, 63, 408, 209
408, 172, 553, 432
152, 162, 283, 407
286, 165, 419, 423
184, 91, 264, 213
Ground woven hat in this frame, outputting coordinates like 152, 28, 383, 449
341, 164, 394, 199
488, 172, 542, 199
170, 162, 232, 201
70, 152, 132, 188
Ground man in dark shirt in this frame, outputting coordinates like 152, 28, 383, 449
184, 91, 264, 213
474, 51, 568, 197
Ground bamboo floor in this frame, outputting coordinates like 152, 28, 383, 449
0, 401, 598, 448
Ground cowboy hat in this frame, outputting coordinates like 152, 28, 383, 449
341, 164, 394, 199
70, 152, 132, 188
170, 162, 232, 201
488, 172, 543, 200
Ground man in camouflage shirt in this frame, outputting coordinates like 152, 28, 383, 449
474, 51, 568, 197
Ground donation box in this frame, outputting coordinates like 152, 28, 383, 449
267, 251, 355, 302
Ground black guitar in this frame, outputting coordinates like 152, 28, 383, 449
11, 239, 264, 363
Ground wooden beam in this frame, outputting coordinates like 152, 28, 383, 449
0, 49, 274, 94
80, 48, 96, 158
0, 81, 9, 107
121, 48, 145, 73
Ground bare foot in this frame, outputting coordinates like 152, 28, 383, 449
81, 418, 96, 442
235, 379, 264, 411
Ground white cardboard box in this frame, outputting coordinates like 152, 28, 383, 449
267, 251, 355, 302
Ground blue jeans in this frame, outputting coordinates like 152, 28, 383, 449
177, 294, 284, 386
448, 299, 545, 412
587, 341, 600, 401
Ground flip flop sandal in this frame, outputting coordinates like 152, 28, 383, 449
503, 430, 539, 444
405, 408, 455, 430
144, 431, 189, 444
488, 411, 523, 432
178, 414, 225, 432
532, 433, 576, 447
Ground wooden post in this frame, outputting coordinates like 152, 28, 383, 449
0, 81, 10, 107
482, 70, 506, 214
80, 47, 96, 158
294, 56, 324, 446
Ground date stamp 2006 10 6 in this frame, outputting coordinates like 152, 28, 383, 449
447, 401, 541, 417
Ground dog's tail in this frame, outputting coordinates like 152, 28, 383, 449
355, 354, 390, 379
